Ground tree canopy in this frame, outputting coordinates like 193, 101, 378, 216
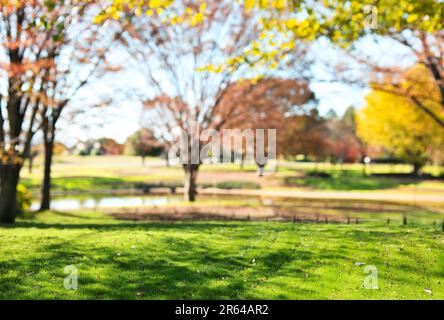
357, 66, 444, 174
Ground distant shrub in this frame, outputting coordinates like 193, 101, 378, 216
17, 184, 31, 212
306, 171, 331, 178
215, 181, 260, 190
199, 183, 214, 189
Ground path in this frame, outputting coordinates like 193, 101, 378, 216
198, 188, 444, 203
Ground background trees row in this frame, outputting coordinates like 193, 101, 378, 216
1, 0, 443, 223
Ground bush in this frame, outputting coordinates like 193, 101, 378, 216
306, 171, 331, 178
17, 184, 31, 213
215, 181, 260, 190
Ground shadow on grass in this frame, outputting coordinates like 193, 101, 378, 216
2, 212, 443, 299
0, 222, 320, 299
9, 219, 255, 232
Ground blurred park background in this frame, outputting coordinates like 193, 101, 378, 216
1, 0, 444, 299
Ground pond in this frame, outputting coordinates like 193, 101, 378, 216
31, 195, 182, 211
30, 193, 444, 225
30, 193, 263, 211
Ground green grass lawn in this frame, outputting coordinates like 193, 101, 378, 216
283, 172, 419, 191
1, 210, 443, 299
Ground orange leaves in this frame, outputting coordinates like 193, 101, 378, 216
217, 78, 313, 130
0, 57, 54, 78
0, 148, 24, 166
143, 94, 188, 113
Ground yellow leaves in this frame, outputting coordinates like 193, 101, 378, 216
268, 49, 278, 58
170, 14, 184, 25
149, 0, 162, 8
169, 13, 177, 24
332, 30, 341, 42
357, 65, 444, 164
95, 0, 207, 29
92, 14, 105, 24
94, 3, 121, 24
250, 74, 264, 84
244, 0, 255, 11
299, 20, 310, 30
94, 0, 174, 23
350, 1, 361, 12
280, 41, 295, 50
271, 0, 286, 10
189, 2, 207, 26
197, 64, 223, 73
189, 12, 204, 26
286, 18, 298, 29
269, 61, 278, 69
199, 3, 207, 12
406, 14, 418, 24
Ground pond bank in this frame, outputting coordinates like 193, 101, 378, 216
31, 186, 444, 204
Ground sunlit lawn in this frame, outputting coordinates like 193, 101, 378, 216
283, 172, 421, 191
1, 210, 443, 299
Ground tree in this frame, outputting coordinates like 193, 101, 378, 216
267, 0, 444, 130
324, 115, 363, 164
341, 106, 368, 172
240, 1, 444, 130
124, 128, 162, 165
37, 2, 116, 211
356, 67, 444, 175
99, 0, 439, 126
216, 77, 315, 173
27, 148, 39, 175
122, 0, 264, 201
0, 2, 54, 223
280, 110, 331, 162
99, 138, 124, 155
337, 1, 444, 129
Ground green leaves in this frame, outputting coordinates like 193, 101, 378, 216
44, 0, 57, 12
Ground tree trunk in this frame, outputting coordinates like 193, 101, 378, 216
240, 153, 245, 171
28, 155, 34, 174
412, 163, 423, 176
183, 164, 199, 202
0, 164, 21, 224
165, 153, 170, 167
39, 137, 55, 211
257, 164, 265, 177
141, 155, 145, 167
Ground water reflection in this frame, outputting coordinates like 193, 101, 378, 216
31, 195, 181, 211
30, 194, 442, 225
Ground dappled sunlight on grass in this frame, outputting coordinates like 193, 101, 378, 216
1, 211, 443, 299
